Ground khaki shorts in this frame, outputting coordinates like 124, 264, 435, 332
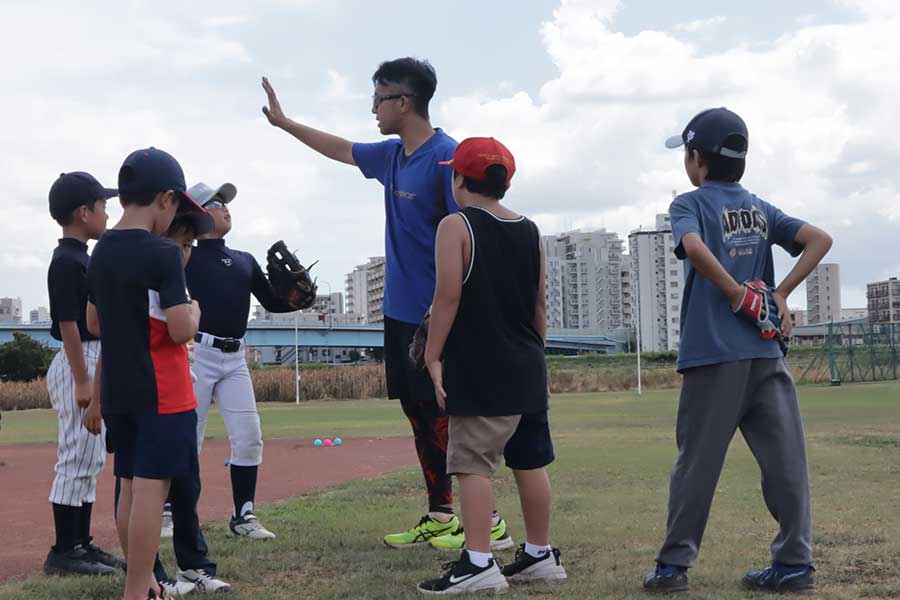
447, 414, 522, 477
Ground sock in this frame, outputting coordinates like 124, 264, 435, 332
466, 549, 492, 568
78, 502, 93, 546
525, 542, 551, 558
230, 465, 258, 517
51, 503, 80, 552
428, 505, 455, 522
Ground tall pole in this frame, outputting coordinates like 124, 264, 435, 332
294, 310, 300, 405
635, 272, 642, 396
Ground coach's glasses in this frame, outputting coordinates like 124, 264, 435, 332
203, 200, 226, 210
372, 93, 417, 109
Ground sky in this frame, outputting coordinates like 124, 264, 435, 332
2, 0, 898, 316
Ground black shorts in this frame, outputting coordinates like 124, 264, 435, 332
504, 411, 555, 471
383, 315, 434, 403
104, 410, 199, 480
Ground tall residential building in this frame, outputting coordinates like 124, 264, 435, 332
867, 277, 900, 326
30, 306, 50, 323
0, 297, 22, 323
628, 214, 684, 351
541, 229, 624, 331
620, 268, 634, 331
364, 257, 387, 324
806, 263, 841, 324
343, 257, 386, 324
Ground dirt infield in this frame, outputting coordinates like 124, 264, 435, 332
0, 436, 415, 582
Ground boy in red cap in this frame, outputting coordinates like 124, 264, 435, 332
417, 138, 567, 595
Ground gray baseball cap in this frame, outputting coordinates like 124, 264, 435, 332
186, 181, 237, 206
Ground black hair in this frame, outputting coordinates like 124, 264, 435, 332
52, 198, 104, 227
372, 57, 437, 119
119, 190, 160, 207
691, 134, 747, 182
460, 165, 508, 200
165, 215, 199, 239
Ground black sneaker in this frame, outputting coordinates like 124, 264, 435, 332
501, 544, 567, 583
417, 550, 509, 595
82, 539, 126, 570
642, 563, 689, 594
742, 562, 815, 594
43, 546, 117, 577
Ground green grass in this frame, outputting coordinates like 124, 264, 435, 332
2, 382, 899, 599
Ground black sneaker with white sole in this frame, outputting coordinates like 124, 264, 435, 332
417, 550, 509, 595
501, 545, 567, 583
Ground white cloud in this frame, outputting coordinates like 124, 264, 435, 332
675, 16, 728, 33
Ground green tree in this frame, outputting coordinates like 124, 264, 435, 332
348, 350, 362, 363
0, 333, 56, 381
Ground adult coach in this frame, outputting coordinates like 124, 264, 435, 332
185, 181, 297, 540
262, 58, 462, 546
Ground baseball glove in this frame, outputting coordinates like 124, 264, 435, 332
408, 312, 430, 370
734, 279, 790, 355
266, 240, 318, 310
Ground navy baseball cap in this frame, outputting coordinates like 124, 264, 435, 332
169, 210, 214, 237
665, 107, 749, 159
118, 147, 205, 214
48, 172, 117, 221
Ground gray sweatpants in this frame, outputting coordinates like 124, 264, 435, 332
657, 358, 812, 568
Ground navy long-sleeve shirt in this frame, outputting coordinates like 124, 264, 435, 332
185, 238, 294, 339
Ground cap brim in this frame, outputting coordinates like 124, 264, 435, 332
664, 135, 685, 149
99, 187, 119, 199
215, 183, 237, 204
175, 191, 206, 214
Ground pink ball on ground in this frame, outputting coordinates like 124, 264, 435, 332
323, 438, 333, 447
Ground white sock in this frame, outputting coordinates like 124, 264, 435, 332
525, 542, 551, 558
466, 549, 492, 568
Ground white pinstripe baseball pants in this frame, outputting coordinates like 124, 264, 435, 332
47, 340, 106, 507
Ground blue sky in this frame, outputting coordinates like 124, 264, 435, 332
2, 0, 898, 316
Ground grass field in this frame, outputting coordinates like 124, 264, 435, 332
1, 382, 899, 599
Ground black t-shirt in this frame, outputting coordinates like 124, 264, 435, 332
443, 207, 547, 416
48, 238, 97, 342
87, 229, 194, 416
185, 239, 293, 339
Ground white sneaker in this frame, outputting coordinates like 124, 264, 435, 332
161, 510, 174, 539
177, 569, 232, 593
228, 513, 276, 540
160, 578, 197, 597
417, 551, 509, 595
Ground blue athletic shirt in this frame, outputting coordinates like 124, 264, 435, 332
669, 181, 806, 371
352, 129, 459, 324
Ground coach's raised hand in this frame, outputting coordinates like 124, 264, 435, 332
260, 76, 355, 165
261, 76, 287, 128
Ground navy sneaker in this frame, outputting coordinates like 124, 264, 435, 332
742, 562, 815, 594
642, 563, 689, 594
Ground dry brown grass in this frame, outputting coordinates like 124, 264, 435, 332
252, 365, 387, 402
0, 378, 50, 410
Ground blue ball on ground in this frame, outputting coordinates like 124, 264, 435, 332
313, 438, 323, 448
334, 438, 343, 446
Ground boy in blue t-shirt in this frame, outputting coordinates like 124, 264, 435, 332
642, 108, 833, 595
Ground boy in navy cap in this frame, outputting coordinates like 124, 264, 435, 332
44, 171, 123, 577
642, 109, 833, 595
87, 148, 206, 600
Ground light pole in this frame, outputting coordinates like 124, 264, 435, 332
634, 269, 643, 396
294, 309, 300, 405
319, 280, 333, 364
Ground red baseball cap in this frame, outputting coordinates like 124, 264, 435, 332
438, 137, 516, 188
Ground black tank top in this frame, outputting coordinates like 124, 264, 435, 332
443, 206, 548, 416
